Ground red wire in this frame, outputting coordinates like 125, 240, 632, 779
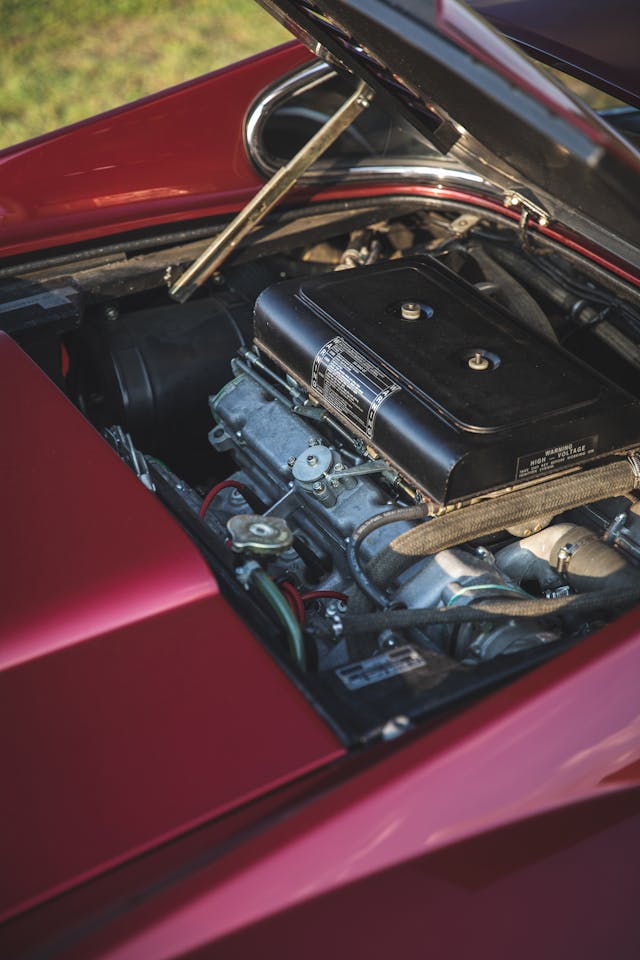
300, 590, 348, 603
199, 479, 247, 518
279, 581, 305, 624
60, 342, 70, 378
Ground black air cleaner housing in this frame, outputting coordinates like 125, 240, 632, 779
254, 257, 640, 504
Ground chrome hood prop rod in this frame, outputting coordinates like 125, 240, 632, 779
170, 79, 373, 303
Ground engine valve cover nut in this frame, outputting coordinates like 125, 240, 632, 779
468, 350, 491, 371
400, 301, 422, 321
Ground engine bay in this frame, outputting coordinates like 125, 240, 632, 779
5, 198, 640, 743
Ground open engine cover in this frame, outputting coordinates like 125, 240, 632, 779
255, 257, 640, 504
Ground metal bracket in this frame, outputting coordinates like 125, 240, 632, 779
504, 191, 550, 251
504, 191, 550, 228
325, 460, 393, 482
292, 402, 325, 421
105, 425, 156, 491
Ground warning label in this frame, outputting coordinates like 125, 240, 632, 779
311, 336, 401, 440
516, 435, 598, 481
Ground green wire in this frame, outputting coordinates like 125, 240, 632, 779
252, 570, 307, 671
446, 582, 530, 608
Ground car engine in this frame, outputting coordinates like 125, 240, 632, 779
5, 202, 640, 741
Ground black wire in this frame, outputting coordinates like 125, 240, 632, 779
314, 583, 640, 638
475, 228, 640, 335
531, 255, 640, 336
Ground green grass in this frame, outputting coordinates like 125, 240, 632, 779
0, 0, 290, 149
0, 1, 621, 151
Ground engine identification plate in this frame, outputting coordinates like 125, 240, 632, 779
336, 646, 426, 690
311, 336, 400, 440
516, 435, 599, 481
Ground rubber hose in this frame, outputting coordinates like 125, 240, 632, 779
327, 583, 640, 637
347, 502, 434, 610
469, 245, 558, 342
484, 243, 601, 323
495, 523, 640, 593
484, 243, 640, 371
368, 457, 640, 591
252, 569, 307, 671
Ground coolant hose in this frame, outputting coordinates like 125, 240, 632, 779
251, 569, 307, 671
367, 456, 640, 593
495, 523, 640, 593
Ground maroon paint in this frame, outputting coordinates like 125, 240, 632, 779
0, 334, 343, 924
0, 759, 351, 959
11, 605, 637, 959
1, 38, 638, 281
0, 42, 311, 259
0, 17, 638, 958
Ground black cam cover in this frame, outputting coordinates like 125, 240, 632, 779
254, 256, 640, 504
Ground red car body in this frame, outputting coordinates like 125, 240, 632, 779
1, 2, 639, 957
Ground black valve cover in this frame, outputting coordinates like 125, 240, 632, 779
254, 256, 640, 504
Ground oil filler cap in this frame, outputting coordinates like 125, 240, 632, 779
227, 514, 294, 556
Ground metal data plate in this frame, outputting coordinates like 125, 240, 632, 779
336, 645, 427, 690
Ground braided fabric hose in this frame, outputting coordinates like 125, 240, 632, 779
368, 456, 640, 589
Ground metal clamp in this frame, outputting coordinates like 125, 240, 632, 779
628, 451, 640, 487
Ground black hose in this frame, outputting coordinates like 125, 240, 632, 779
347, 502, 434, 609
320, 584, 640, 637
367, 457, 640, 594
483, 242, 640, 370
468, 244, 558, 342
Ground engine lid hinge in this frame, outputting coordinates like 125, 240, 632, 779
503, 190, 551, 249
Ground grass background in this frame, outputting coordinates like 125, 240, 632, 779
0, 0, 290, 149
0, 0, 618, 151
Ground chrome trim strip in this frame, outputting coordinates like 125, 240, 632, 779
307, 161, 486, 187
244, 60, 336, 172
244, 60, 489, 193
